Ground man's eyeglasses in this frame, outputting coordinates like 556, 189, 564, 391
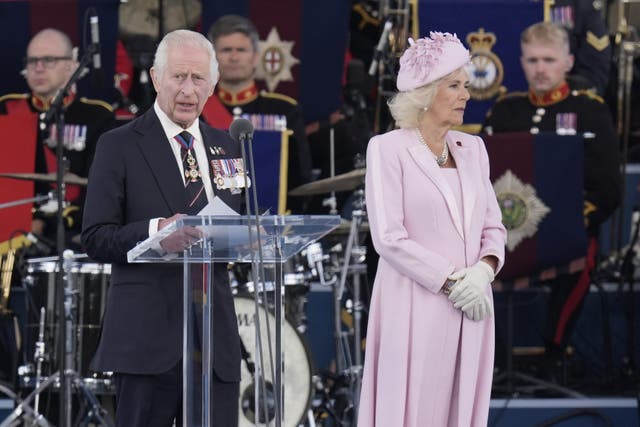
24, 56, 72, 69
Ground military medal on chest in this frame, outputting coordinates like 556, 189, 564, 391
42, 123, 87, 151
210, 157, 251, 193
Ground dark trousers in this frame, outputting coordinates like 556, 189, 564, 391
114, 361, 239, 427
543, 237, 598, 351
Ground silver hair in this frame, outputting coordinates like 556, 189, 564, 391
388, 76, 443, 129
153, 29, 219, 84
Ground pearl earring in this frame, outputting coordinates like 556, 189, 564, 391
423, 106, 429, 111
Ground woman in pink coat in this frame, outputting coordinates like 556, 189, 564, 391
357, 33, 507, 427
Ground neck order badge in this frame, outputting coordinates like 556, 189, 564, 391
175, 131, 207, 214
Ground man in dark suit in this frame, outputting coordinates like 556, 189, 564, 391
82, 29, 241, 426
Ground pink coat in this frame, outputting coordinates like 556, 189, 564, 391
358, 128, 506, 427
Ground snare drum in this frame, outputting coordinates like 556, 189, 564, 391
230, 256, 314, 330
230, 254, 312, 294
21, 254, 112, 392
234, 296, 313, 427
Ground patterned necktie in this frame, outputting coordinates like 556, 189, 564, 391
175, 131, 208, 214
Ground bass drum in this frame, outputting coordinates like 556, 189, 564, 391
234, 296, 312, 427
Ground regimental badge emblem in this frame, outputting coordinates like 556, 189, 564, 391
465, 28, 505, 100
493, 170, 551, 251
255, 27, 300, 92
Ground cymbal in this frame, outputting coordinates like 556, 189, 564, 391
289, 168, 365, 196
0, 172, 88, 186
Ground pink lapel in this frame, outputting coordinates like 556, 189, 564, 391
407, 133, 464, 240
448, 133, 477, 238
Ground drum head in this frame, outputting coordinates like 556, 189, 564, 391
233, 296, 313, 427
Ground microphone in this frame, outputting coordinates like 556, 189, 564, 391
90, 14, 103, 86
368, 20, 393, 76
305, 242, 328, 285
26, 232, 54, 255
229, 117, 255, 202
229, 118, 254, 143
90, 15, 101, 71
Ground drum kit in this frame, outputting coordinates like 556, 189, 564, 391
0, 166, 369, 427
221, 165, 369, 427
0, 251, 114, 427
0, 172, 115, 426
286, 168, 370, 426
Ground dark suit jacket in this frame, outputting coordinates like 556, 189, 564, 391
81, 108, 241, 381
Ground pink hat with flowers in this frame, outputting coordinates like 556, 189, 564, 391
396, 32, 470, 92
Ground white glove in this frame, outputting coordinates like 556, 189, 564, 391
461, 294, 493, 321
447, 261, 495, 321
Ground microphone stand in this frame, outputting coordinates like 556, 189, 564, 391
322, 128, 338, 215
238, 129, 280, 426
40, 42, 98, 427
0, 193, 53, 210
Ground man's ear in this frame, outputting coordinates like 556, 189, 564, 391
67, 46, 80, 74
150, 67, 160, 92
252, 49, 260, 70
566, 54, 575, 73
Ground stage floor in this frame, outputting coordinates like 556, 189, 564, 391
1, 397, 637, 426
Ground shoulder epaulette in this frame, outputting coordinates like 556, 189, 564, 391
572, 89, 604, 104
260, 91, 298, 106
495, 91, 527, 102
352, 3, 381, 28
0, 93, 29, 103
79, 97, 113, 112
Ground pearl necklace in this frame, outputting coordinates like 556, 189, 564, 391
415, 129, 448, 167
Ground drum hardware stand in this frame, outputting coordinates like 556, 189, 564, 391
492, 280, 586, 398
611, 208, 640, 384
0, 377, 55, 427
2, 251, 114, 427
332, 188, 367, 425
321, 127, 339, 215
37, 26, 101, 424
0, 308, 52, 427
33, 307, 47, 420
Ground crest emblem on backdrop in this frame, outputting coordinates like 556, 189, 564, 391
465, 28, 505, 100
255, 27, 300, 92
493, 170, 551, 251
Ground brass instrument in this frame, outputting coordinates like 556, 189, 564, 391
543, 0, 556, 23
0, 235, 31, 313
372, 0, 420, 133
609, 0, 640, 252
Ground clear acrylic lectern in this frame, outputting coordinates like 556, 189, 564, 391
128, 215, 340, 427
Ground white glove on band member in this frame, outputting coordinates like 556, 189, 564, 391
447, 261, 495, 321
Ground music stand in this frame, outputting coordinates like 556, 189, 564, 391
128, 214, 341, 427
494, 279, 586, 398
